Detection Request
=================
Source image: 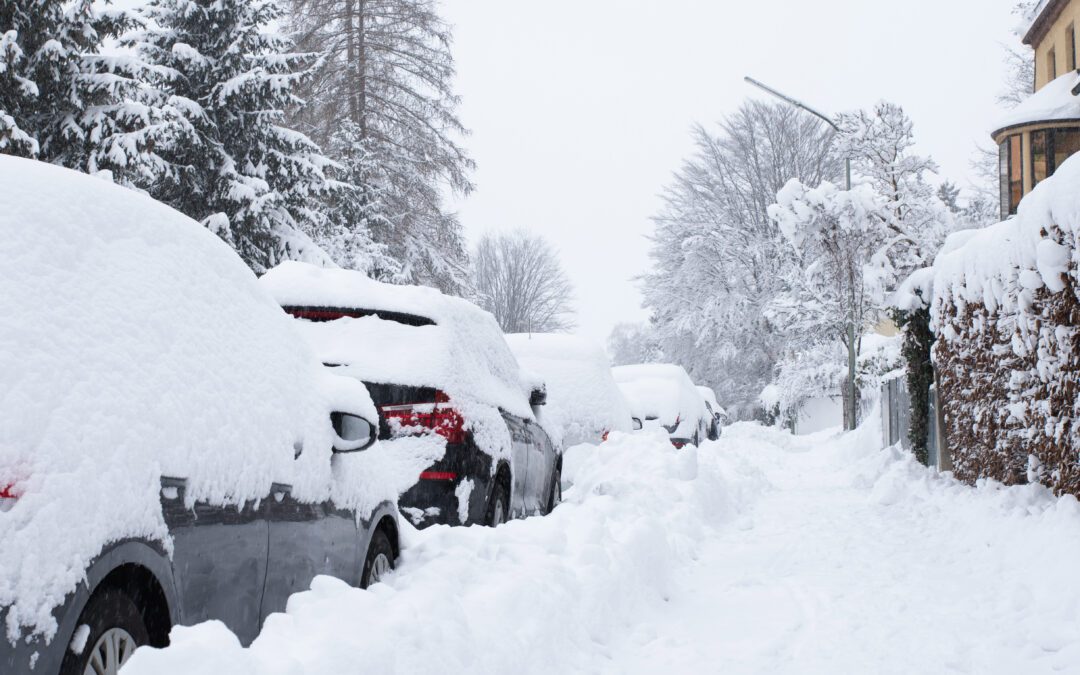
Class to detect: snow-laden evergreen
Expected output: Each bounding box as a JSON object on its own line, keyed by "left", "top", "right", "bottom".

{"left": 120, "top": 0, "right": 337, "bottom": 272}
{"left": 0, "top": 0, "right": 179, "bottom": 176}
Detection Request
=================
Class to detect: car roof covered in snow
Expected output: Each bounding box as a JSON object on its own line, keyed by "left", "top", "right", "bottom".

{"left": 612, "top": 364, "right": 708, "bottom": 437}
{"left": 0, "top": 157, "right": 378, "bottom": 642}
{"left": 260, "top": 262, "right": 535, "bottom": 429}
{"left": 506, "top": 333, "right": 633, "bottom": 446}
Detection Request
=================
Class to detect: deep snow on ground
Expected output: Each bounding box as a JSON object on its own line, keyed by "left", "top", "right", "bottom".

{"left": 124, "top": 423, "right": 1080, "bottom": 674}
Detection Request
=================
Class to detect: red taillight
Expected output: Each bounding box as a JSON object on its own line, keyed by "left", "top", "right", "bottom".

{"left": 287, "top": 308, "right": 353, "bottom": 321}
{"left": 602, "top": 430, "right": 610, "bottom": 442}
{"left": 0, "top": 483, "right": 19, "bottom": 512}
{"left": 381, "top": 390, "right": 466, "bottom": 444}
{"left": 671, "top": 441, "right": 686, "bottom": 450}
{"left": 419, "top": 471, "right": 458, "bottom": 481}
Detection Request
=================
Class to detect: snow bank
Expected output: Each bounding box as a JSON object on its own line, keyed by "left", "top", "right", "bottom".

{"left": 993, "top": 71, "right": 1080, "bottom": 132}
{"left": 124, "top": 421, "right": 1080, "bottom": 673}
{"left": 0, "top": 157, "right": 376, "bottom": 642}
{"left": 122, "top": 427, "right": 765, "bottom": 675}
{"left": 613, "top": 364, "right": 709, "bottom": 440}
{"left": 260, "top": 262, "right": 536, "bottom": 456}
{"left": 506, "top": 333, "right": 632, "bottom": 446}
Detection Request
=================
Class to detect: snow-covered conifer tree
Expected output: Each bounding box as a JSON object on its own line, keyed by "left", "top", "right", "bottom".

{"left": 0, "top": 0, "right": 181, "bottom": 178}
{"left": 124, "top": 0, "right": 335, "bottom": 272}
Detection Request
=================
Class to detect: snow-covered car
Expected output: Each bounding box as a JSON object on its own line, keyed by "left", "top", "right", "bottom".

{"left": 261, "top": 262, "right": 563, "bottom": 528}
{"left": 696, "top": 385, "right": 726, "bottom": 441}
{"left": 0, "top": 157, "right": 401, "bottom": 675}
{"left": 505, "top": 333, "right": 634, "bottom": 446}
{"left": 613, "top": 364, "right": 711, "bottom": 448}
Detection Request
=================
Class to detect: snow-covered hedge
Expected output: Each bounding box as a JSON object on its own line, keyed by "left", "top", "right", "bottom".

{"left": 927, "top": 155, "right": 1080, "bottom": 492}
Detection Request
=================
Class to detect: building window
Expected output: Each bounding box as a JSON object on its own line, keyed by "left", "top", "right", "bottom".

{"left": 1000, "top": 135, "right": 1024, "bottom": 219}
{"left": 1049, "top": 48, "right": 1059, "bottom": 80}
{"left": 1069, "top": 25, "right": 1078, "bottom": 72}
{"left": 1032, "top": 129, "right": 1050, "bottom": 186}
{"left": 1053, "top": 128, "right": 1080, "bottom": 170}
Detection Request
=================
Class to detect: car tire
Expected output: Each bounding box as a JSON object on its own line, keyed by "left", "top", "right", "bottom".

{"left": 546, "top": 464, "right": 562, "bottom": 514}
{"left": 59, "top": 587, "right": 149, "bottom": 675}
{"left": 486, "top": 480, "right": 509, "bottom": 527}
{"left": 361, "top": 528, "right": 395, "bottom": 589}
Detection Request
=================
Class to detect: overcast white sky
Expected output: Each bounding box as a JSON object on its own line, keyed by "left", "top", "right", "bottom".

{"left": 442, "top": 0, "right": 1022, "bottom": 345}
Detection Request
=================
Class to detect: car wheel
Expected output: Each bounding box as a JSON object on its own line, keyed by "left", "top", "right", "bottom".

{"left": 546, "top": 465, "right": 562, "bottom": 514}
{"left": 59, "top": 587, "right": 149, "bottom": 675}
{"left": 486, "top": 480, "right": 508, "bottom": 527}
{"left": 361, "top": 528, "right": 395, "bottom": 589}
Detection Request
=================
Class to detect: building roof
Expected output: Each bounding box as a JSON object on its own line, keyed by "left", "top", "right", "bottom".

{"left": 1024, "top": 0, "right": 1069, "bottom": 46}
{"left": 992, "top": 71, "right": 1080, "bottom": 138}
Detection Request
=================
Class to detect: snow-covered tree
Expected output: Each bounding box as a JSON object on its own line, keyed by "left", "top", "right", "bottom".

{"left": 643, "top": 100, "right": 844, "bottom": 417}
{"left": 473, "top": 230, "right": 575, "bottom": 334}
{"left": 768, "top": 180, "right": 892, "bottom": 428}
{"left": 607, "top": 322, "right": 662, "bottom": 367}
{"left": 0, "top": 0, "right": 181, "bottom": 177}
{"left": 122, "top": 0, "right": 336, "bottom": 272}
{"left": 288, "top": 0, "right": 474, "bottom": 293}
{"left": 836, "top": 102, "right": 948, "bottom": 279}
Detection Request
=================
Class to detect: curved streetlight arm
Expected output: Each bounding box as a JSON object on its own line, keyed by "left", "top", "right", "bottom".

{"left": 743, "top": 77, "right": 840, "bottom": 132}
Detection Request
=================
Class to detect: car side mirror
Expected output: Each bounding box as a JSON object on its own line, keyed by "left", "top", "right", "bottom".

{"left": 331, "top": 412, "right": 377, "bottom": 453}
{"left": 529, "top": 387, "right": 547, "bottom": 407}
{"left": 632, "top": 417, "right": 643, "bottom": 431}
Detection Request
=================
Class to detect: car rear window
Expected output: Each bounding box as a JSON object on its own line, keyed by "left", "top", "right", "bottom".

{"left": 283, "top": 306, "right": 435, "bottom": 327}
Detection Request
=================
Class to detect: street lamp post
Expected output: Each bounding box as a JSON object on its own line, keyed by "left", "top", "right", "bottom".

{"left": 744, "top": 76, "right": 858, "bottom": 431}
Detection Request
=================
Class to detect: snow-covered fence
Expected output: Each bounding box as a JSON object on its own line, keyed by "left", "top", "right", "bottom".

{"left": 928, "top": 156, "right": 1080, "bottom": 494}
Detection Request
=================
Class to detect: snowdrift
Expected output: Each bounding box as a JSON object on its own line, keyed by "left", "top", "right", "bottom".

{"left": 123, "top": 421, "right": 1080, "bottom": 673}
{"left": 0, "top": 157, "right": 378, "bottom": 642}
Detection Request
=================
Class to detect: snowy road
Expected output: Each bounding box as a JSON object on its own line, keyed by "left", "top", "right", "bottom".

{"left": 124, "top": 424, "right": 1080, "bottom": 674}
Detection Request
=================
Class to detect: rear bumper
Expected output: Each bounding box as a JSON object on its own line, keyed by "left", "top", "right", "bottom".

{"left": 399, "top": 441, "right": 494, "bottom": 528}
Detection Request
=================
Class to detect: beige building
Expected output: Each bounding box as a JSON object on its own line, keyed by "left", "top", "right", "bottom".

{"left": 992, "top": 0, "right": 1080, "bottom": 220}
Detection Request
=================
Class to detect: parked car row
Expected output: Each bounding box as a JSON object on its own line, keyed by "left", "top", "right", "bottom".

{"left": 0, "top": 158, "right": 729, "bottom": 674}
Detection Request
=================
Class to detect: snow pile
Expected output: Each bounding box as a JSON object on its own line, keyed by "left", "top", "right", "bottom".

{"left": 261, "top": 262, "right": 536, "bottom": 455}
{"left": 993, "top": 71, "right": 1080, "bottom": 132}
{"left": 121, "top": 428, "right": 764, "bottom": 675}
{"left": 124, "top": 421, "right": 1080, "bottom": 673}
{"left": 0, "top": 157, "right": 378, "bottom": 642}
{"left": 613, "top": 364, "right": 709, "bottom": 440}
{"left": 505, "top": 333, "right": 633, "bottom": 446}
